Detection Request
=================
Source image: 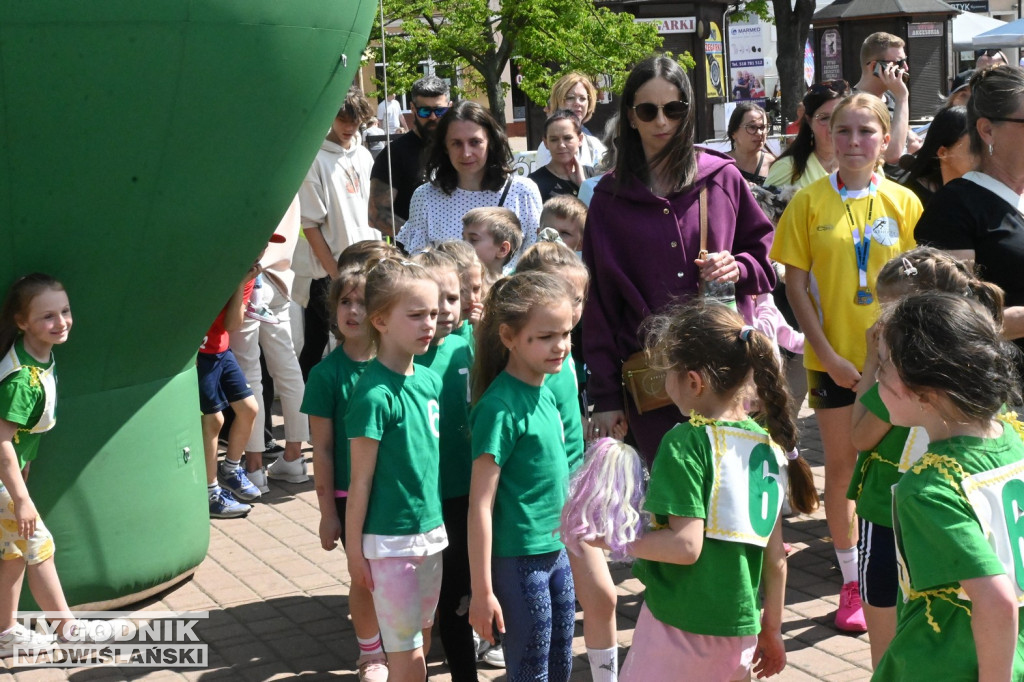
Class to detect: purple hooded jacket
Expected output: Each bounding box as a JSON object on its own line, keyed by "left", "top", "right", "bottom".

{"left": 581, "top": 149, "right": 776, "bottom": 461}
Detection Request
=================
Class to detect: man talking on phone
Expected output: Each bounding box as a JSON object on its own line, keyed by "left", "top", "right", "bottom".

{"left": 853, "top": 32, "right": 913, "bottom": 168}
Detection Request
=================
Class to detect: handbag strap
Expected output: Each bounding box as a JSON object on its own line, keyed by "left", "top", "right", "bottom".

{"left": 497, "top": 176, "right": 513, "bottom": 207}
{"left": 698, "top": 186, "right": 708, "bottom": 259}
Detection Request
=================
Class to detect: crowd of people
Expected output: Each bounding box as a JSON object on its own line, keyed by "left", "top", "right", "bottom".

{"left": 3, "top": 33, "right": 1024, "bottom": 682}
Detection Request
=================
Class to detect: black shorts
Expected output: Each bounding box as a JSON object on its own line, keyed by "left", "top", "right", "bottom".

{"left": 334, "top": 496, "right": 349, "bottom": 549}
{"left": 857, "top": 518, "right": 898, "bottom": 608}
{"left": 807, "top": 369, "right": 857, "bottom": 409}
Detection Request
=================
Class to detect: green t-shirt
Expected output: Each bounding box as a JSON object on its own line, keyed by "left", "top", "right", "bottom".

{"left": 544, "top": 356, "right": 585, "bottom": 473}
{"left": 632, "top": 419, "right": 771, "bottom": 637}
{"left": 0, "top": 339, "right": 54, "bottom": 470}
{"left": 874, "top": 421, "right": 1024, "bottom": 682}
{"left": 847, "top": 383, "right": 912, "bottom": 526}
{"left": 452, "top": 320, "right": 475, "bottom": 358}
{"left": 415, "top": 335, "right": 473, "bottom": 500}
{"left": 471, "top": 371, "right": 568, "bottom": 557}
{"left": 344, "top": 360, "right": 444, "bottom": 536}
{"left": 299, "top": 345, "right": 369, "bottom": 492}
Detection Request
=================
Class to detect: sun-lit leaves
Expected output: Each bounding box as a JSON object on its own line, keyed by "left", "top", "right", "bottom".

{"left": 367, "top": 0, "right": 669, "bottom": 124}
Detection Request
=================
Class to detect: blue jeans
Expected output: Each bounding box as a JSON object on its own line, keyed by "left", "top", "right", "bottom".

{"left": 492, "top": 549, "right": 575, "bottom": 682}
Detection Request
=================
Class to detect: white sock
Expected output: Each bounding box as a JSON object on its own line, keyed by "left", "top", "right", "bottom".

{"left": 836, "top": 547, "right": 859, "bottom": 584}
{"left": 222, "top": 458, "right": 241, "bottom": 470}
{"left": 357, "top": 632, "right": 384, "bottom": 658}
{"left": 587, "top": 646, "right": 618, "bottom": 682}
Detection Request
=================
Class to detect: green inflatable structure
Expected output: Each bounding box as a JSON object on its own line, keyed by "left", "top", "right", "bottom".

{"left": 0, "top": 0, "right": 375, "bottom": 608}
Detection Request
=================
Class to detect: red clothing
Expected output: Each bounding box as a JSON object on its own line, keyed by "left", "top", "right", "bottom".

{"left": 200, "top": 280, "right": 254, "bottom": 354}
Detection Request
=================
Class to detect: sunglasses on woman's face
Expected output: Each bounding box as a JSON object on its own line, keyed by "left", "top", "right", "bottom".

{"left": 631, "top": 100, "right": 688, "bottom": 122}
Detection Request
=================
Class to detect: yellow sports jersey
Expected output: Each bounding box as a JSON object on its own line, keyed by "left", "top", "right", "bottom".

{"left": 771, "top": 174, "right": 921, "bottom": 372}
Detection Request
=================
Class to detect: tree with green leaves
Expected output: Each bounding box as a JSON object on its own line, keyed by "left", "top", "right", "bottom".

{"left": 739, "top": 0, "right": 816, "bottom": 125}
{"left": 369, "top": 0, "right": 665, "bottom": 126}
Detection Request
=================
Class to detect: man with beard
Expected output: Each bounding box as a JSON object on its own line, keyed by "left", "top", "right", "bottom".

{"left": 368, "top": 75, "right": 451, "bottom": 239}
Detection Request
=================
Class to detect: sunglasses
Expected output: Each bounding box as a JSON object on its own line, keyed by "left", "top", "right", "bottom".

{"left": 875, "top": 58, "right": 908, "bottom": 69}
{"left": 632, "top": 100, "right": 688, "bottom": 122}
{"left": 986, "top": 116, "right": 1024, "bottom": 124}
{"left": 806, "top": 79, "right": 849, "bottom": 97}
{"left": 415, "top": 106, "right": 450, "bottom": 119}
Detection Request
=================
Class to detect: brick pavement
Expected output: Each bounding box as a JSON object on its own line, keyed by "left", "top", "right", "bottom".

{"left": 2, "top": 405, "right": 873, "bottom": 681}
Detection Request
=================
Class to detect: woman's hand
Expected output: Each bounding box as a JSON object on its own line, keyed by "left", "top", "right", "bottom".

{"left": 695, "top": 250, "right": 740, "bottom": 283}
{"left": 469, "top": 592, "right": 505, "bottom": 645}
{"left": 589, "top": 411, "right": 628, "bottom": 441}
{"left": 564, "top": 157, "right": 586, "bottom": 187}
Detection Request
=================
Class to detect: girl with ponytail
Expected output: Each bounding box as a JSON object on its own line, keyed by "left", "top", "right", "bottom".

{"left": 613, "top": 300, "right": 816, "bottom": 681}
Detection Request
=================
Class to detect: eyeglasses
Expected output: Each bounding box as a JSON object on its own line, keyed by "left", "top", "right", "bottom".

{"left": 415, "top": 106, "right": 450, "bottom": 119}
{"left": 986, "top": 116, "right": 1024, "bottom": 124}
{"left": 807, "top": 79, "right": 849, "bottom": 97}
{"left": 632, "top": 101, "right": 688, "bottom": 122}
{"left": 743, "top": 123, "right": 767, "bottom": 134}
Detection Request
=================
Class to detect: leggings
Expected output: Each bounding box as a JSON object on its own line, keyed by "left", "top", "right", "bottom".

{"left": 299, "top": 276, "right": 330, "bottom": 382}
{"left": 437, "top": 496, "right": 478, "bottom": 681}
{"left": 492, "top": 549, "right": 575, "bottom": 682}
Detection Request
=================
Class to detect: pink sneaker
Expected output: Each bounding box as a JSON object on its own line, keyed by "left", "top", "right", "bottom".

{"left": 357, "top": 653, "right": 389, "bottom": 682}
{"left": 836, "top": 581, "right": 867, "bottom": 632}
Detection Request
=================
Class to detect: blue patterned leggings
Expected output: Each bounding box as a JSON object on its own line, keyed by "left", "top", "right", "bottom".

{"left": 492, "top": 549, "right": 576, "bottom": 682}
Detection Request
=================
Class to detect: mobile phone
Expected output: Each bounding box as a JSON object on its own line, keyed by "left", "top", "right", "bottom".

{"left": 873, "top": 62, "right": 883, "bottom": 78}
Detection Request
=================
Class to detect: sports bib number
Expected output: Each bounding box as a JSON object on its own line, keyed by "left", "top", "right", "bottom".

{"left": 704, "top": 425, "right": 787, "bottom": 547}
{"left": 427, "top": 400, "right": 441, "bottom": 438}
{"left": 961, "top": 459, "right": 1024, "bottom": 603}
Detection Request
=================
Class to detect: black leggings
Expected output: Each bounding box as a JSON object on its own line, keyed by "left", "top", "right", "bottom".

{"left": 437, "top": 495, "right": 479, "bottom": 681}
{"left": 299, "top": 276, "right": 331, "bottom": 382}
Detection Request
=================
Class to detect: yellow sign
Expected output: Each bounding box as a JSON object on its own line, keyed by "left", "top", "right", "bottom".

{"left": 705, "top": 22, "right": 726, "bottom": 99}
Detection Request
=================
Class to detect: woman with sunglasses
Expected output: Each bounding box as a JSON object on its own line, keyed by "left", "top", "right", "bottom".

{"left": 397, "top": 101, "right": 542, "bottom": 262}
{"left": 534, "top": 72, "right": 607, "bottom": 170}
{"left": 915, "top": 66, "right": 1024, "bottom": 345}
{"left": 726, "top": 102, "right": 776, "bottom": 186}
{"left": 764, "top": 81, "right": 847, "bottom": 192}
{"left": 582, "top": 54, "right": 776, "bottom": 465}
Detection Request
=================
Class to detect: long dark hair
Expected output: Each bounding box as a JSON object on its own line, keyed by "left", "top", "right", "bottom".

{"left": 902, "top": 106, "right": 968, "bottom": 188}
{"left": 613, "top": 55, "right": 697, "bottom": 193}
{"left": 0, "top": 273, "right": 66, "bottom": 356}
{"left": 425, "top": 101, "right": 513, "bottom": 194}
{"left": 727, "top": 101, "right": 766, "bottom": 150}
{"left": 775, "top": 80, "right": 848, "bottom": 184}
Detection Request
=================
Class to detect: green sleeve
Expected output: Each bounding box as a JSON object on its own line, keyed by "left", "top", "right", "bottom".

{"left": 0, "top": 372, "right": 39, "bottom": 428}
{"left": 344, "top": 384, "right": 391, "bottom": 441}
{"left": 860, "top": 383, "right": 890, "bottom": 423}
{"left": 896, "top": 475, "right": 1005, "bottom": 590}
{"left": 470, "top": 397, "right": 516, "bottom": 466}
{"left": 645, "top": 424, "right": 710, "bottom": 520}
{"left": 300, "top": 360, "right": 334, "bottom": 419}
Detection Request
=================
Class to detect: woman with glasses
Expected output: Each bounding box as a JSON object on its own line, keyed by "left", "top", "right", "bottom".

{"left": 534, "top": 72, "right": 608, "bottom": 170}
{"left": 583, "top": 55, "right": 776, "bottom": 464}
{"left": 726, "top": 102, "right": 776, "bottom": 186}
{"left": 764, "top": 81, "right": 847, "bottom": 192}
{"left": 397, "top": 101, "right": 542, "bottom": 262}
{"left": 916, "top": 66, "right": 1024, "bottom": 343}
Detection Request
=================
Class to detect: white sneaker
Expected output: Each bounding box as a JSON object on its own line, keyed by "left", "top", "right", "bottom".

{"left": 267, "top": 456, "right": 309, "bottom": 483}
{"left": 247, "top": 467, "right": 270, "bottom": 494}
{"left": 0, "top": 623, "right": 54, "bottom": 657}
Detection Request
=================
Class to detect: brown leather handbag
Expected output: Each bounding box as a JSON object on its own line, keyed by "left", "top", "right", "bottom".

{"left": 620, "top": 187, "right": 707, "bottom": 415}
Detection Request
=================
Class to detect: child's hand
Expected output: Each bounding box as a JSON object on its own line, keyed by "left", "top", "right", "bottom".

{"left": 319, "top": 515, "right": 341, "bottom": 551}
{"left": 824, "top": 355, "right": 861, "bottom": 390}
{"left": 13, "top": 497, "right": 38, "bottom": 539}
{"left": 753, "top": 628, "right": 786, "bottom": 678}
{"left": 468, "top": 302, "right": 484, "bottom": 326}
{"left": 585, "top": 536, "right": 611, "bottom": 551}
{"left": 469, "top": 592, "right": 505, "bottom": 645}
{"left": 347, "top": 553, "right": 374, "bottom": 592}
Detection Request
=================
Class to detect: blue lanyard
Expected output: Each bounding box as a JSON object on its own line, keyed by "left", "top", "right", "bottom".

{"left": 837, "top": 173, "right": 879, "bottom": 298}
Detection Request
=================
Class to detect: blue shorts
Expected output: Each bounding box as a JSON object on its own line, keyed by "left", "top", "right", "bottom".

{"left": 196, "top": 349, "right": 253, "bottom": 414}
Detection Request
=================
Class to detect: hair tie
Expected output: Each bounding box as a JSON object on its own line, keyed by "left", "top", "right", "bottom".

{"left": 538, "top": 227, "right": 564, "bottom": 244}
{"left": 786, "top": 448, "right": 800, "bottom": 461}
{"left": 901, "top": 258, "right": 918, "bottom": 277}
{"left": 739, "top": 326, "right": 755, "bottom": 342}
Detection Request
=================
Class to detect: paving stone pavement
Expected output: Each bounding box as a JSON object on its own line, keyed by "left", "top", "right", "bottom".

{"left": 2, "top": 403, "right": 873, "bottom": 681}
